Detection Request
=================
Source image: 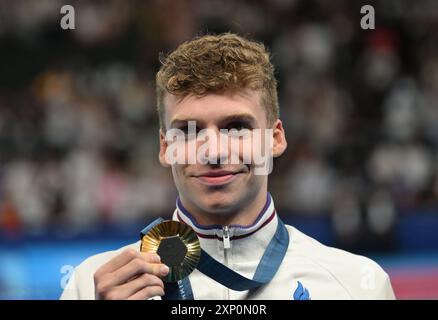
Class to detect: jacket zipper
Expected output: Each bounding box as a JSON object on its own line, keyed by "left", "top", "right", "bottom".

{"left": 223, "top": 225, "right": 231, "bottom": 300}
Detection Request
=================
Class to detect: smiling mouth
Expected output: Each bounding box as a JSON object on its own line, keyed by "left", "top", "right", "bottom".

{"left": 193, "top": 171, "right": 243, "bottom": 186}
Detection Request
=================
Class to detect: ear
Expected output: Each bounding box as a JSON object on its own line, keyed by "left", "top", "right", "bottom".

{"left": 272, "top": 119, "right": 287, "bottom": 158}
{"left": 158, "top": 129, "right": 171, "bottom": 167}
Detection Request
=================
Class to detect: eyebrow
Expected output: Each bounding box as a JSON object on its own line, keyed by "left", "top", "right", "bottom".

{"left": 220, "top": 114, "right": 258, "bottom": 125}
{"left": 169, "top": 113, "right": 258, "bottom": 128}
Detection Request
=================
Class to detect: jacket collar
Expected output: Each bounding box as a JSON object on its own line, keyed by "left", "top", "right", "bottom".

{"left": 172, "top": 193, "right": 277, "bottom": 240}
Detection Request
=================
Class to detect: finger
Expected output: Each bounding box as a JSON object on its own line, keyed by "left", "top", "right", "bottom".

{"left": 127, "top": 285, "right": 165, "bottom": 300}
{"left": 140, "top": 252, "right": 161, "bottom": 264}
{"left": 107, "top": 258, "right": 169, "bottom": 286}
{"left": 95, "top": 249, "right": 142, "bottom": 276}
{"left": 125, "top": 253, "right": 161, "bottom": 282}
{"left": 116, "top": 273, "right": 164, "bottom": 298}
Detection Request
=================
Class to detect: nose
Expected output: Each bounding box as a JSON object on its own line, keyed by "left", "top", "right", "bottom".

{"left": 199, "top": 128, "right": 230, "bottom": 165}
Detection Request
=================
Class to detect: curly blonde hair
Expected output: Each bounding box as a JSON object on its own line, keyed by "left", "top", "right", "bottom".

{"left": 156, "top": 33, "right": 279, "bottom": 129}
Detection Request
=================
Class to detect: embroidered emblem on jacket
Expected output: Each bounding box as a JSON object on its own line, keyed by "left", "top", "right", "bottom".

{"left": 293, "top": 281, "right": 311, "bottom": 300}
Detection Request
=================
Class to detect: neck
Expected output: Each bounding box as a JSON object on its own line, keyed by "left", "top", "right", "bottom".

{"left": 178, "top": 188, "right": 268, "bottom": 227}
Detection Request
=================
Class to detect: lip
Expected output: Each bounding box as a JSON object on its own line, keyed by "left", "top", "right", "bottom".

{"left": 193, "top": 170, "right": 243, "bottom": 186}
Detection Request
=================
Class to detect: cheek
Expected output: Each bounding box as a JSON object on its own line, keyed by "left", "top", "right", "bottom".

{"left": 240, "top": 137, "right": 252, "bottom": 163}
{"left": 171, "top": 165, "right": 186, "bottom": 187}
{"left": 239, "top": 132, "right": 269, "bottom": 165}
{"left": 172, "top": 164, "right": 201, "bottom": 190}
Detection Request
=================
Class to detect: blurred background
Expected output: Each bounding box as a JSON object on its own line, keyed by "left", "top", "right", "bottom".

{"left": 1, "top": 0, "right": 438, "bottom": 299}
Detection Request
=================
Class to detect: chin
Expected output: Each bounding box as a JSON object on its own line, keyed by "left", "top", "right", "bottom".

{"left": 197, "top": 191, "right": 239, "bottom": 213}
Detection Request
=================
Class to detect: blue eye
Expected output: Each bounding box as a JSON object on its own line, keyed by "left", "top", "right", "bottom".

{"left": 179, "top": 126, "right": 189, "bottom": 134}
{"left": 227, "top": 121, "right": 251, "bottom": 131}
{"left": 179, "top": 125, "right": 201, "bottom": 133}
{"left": 176, "top": 126, "right": 199, "bottom": 140}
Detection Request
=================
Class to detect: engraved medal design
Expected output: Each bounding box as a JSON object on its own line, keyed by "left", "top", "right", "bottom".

{"left": 140, "top": 220, "right": 201, "bottom": 282}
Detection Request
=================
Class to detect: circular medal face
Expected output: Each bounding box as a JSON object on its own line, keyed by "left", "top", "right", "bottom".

{"left": 140, "top": 220, "right": 201, "bottom": 282}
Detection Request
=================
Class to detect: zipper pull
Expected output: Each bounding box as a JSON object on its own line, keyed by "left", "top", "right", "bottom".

{"left": 223, "top": 226, "right": 231, "bottom": 249}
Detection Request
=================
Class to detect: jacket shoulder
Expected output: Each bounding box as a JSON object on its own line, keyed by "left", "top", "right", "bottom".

{"left": 285, "top": 225, "right": 395, "bottom": 299}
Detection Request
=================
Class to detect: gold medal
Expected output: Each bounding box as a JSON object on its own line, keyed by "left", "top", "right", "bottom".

{"left": 140, "top": 220, "right": 201, "bottom": 282}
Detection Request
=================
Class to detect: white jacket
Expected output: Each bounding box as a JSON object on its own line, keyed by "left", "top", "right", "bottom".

{"left": 60, "top": 196, "right": 395, "bottom": 300}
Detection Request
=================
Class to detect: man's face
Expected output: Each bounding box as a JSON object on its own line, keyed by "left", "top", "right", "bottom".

{"left": 159, "top": 90, "right": 286, "bottom": 218}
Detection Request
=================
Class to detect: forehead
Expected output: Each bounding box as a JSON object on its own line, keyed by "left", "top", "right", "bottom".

{"left": 163, "top": 90, "right": 267, "bottom": 127}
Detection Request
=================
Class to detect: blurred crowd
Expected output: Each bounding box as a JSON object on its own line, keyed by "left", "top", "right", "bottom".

{"left": 0, "top": 0, "right": 437, "bottom": 243}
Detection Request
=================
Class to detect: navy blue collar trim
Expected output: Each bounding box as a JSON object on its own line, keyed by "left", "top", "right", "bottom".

{"left": 176, "top": 192, "right": 272, "bottom": 231}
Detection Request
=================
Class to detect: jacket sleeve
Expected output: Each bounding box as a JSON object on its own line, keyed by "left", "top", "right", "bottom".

{"left": 59, "top": 259, "right": 99, "bottom": 300}
{"left": 59, "top": 269, "right": 80, "bottom": 300}
{"left": 376, "top": 271, "right": 396, "bottom": 300}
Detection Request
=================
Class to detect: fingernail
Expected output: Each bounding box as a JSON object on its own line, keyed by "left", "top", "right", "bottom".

{"left": 160, "top": 265, "right": 169, "bottom": 275}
